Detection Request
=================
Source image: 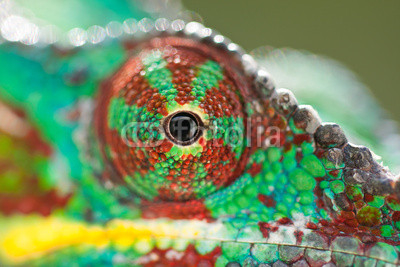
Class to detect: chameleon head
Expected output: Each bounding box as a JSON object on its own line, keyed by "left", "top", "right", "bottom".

{"left": 94, "top": 36, "right": 254, "bottom": 201}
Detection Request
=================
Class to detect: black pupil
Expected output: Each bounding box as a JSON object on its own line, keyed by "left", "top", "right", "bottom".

{"left": 169, "top": 112, "right": 199, "bottom": 143}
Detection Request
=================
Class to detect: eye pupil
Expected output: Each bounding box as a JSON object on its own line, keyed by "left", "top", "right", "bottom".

{"left": 166, "top": 112, "right": 202, "bottom": 145}
{"left": 170, "top": 114, "right": 196, "bottom": 142}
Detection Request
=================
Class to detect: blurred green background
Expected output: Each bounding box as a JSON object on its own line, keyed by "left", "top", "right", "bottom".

{"left": 183, "top": 0, "right": 400, "bottom": 121}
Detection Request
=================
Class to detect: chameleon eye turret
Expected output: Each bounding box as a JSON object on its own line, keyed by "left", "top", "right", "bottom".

{"left": 94, "top": 35, "right": 254, "bottom": 201}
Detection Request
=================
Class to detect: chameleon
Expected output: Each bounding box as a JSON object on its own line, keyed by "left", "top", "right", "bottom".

{"left": 1, "top": 0, "right": 400, "bottom": 266}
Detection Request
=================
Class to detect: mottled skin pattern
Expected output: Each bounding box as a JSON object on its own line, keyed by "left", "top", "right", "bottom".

{"left": 1, "top": 2, "right": 400, "bottom": 267}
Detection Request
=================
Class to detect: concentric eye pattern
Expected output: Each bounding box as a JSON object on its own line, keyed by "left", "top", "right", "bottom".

{"left": 166, "top": 111, "right": 203, "bottom": 146}
{"left": 95, "top": 36, "right": 251, "bottom": 201}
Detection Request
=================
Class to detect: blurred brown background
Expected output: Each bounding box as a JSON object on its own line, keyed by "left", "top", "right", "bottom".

{"left": 183, "top": 0, "right": 400, "bottom": 121}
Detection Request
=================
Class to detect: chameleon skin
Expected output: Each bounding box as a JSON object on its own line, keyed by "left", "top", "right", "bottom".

{"left": 1, "top": 5, "right": 400, "bottom": 267}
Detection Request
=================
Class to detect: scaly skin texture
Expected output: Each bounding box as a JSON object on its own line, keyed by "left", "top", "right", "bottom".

{"left": 1, "top": 3, "right": 400, "bottom": 267}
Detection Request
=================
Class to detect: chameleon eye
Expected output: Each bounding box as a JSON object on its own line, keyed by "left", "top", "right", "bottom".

{"left": 94, "top": 36, "right": 252, "bottom": 201}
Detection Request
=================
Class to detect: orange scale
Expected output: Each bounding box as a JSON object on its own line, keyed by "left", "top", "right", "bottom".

{"left": 181, "top": 182, "right": 190, "bottom": 189}
{"left": 344, "top": 219, "right": 359, "bottom": 228}
{"left": 148, "top": 158, "right": 157, "bottom": 165}
{"left": 136, "top": 150, "right": 145, "bottom": 160}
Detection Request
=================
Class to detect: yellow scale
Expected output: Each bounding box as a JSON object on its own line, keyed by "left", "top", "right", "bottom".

{"left": 0, "top": 216, "right": 225, "bottom": 264}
